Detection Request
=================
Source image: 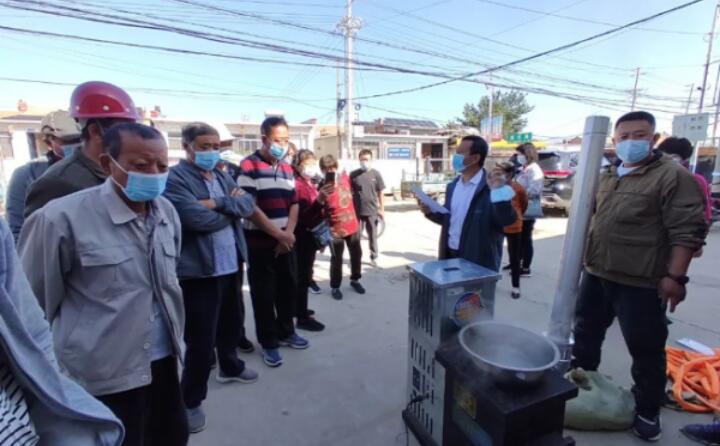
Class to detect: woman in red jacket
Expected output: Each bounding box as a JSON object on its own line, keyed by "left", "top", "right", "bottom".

{"left": 292, "top": 150, "right": 332, "bottom": 331}
{"left": 319, "top": 155, "right": 365, "bottom": 301}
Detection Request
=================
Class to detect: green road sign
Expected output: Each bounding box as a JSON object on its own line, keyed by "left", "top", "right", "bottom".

{"left": 507, "top": 132, "right": 533, "bottom": 143}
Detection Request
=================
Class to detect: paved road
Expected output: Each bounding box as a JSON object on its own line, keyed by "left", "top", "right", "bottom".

{"left": 190, "top": 202, "right": 719, "bottom": 446}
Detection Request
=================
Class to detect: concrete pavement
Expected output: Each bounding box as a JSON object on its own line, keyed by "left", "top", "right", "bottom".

{"left": 190, "top": 203, "right": 719, "bottom": 446}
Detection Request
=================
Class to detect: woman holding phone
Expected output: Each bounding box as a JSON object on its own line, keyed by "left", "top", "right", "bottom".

{"left": 318, "top": 155, "right": 365, "bottom": 301}
{"left": 292, "top": 150, "right": 332, "bottom": 331}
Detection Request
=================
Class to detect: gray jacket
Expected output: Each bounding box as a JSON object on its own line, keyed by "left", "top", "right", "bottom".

{"left": 6, "top": 153, "right": 60, "bottom": 241}
{"left": 0, "top": 218, "right": 123, "bottom": 445}
{"left": 18, "top": 180, "right": 185, "bottom": 396}
{"left": 164, "top": 160, "right": 254, "bottom": 279}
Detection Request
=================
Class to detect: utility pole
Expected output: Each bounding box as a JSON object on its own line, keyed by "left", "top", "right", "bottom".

{"left": 699, "top": 2, "right": 719, "bottom": 113}
{"left": 336, "top": 61, "right": 343, "bottom": 158}
{"left": 686, "top": 83, "right": 695, "bottom": 114}
{"left": 713, "top": 63, "right": 720, "bottom": 141}
{"left": 631, "top": 67, "right": 640, "bottom": 111}
{"left": 487, "top": 80, "right": 494, "bottom": 142}
{"left": 337, "top": 0, "right": 362, "bottom": 160}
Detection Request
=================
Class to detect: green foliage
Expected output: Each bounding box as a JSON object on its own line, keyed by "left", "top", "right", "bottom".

{"left": 458, "top": 90, "right": 534, "bottom": 137}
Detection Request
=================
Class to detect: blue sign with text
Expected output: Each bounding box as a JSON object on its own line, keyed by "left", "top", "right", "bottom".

{"left": 387, "top": 147, "right": 412, "bottom": 159}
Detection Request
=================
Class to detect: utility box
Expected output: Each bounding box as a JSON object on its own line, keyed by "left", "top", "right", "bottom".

{"left": 405, "top": 258, "right": 500, "bottom": 446}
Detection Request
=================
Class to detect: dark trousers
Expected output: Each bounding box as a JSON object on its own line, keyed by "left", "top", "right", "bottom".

{"left": 520, "top": 218, "right": 536, "bottom": 269}
{"left": 505, "top": 232, "right": 522, "bottom": 288}
{"left": 360, "top": 215, "right": 379, "bottom": 259}
{"left": 235, "top": 265, "right": 247, "bottom": 341}
{"left": 295, "top": 234, "right": 317, "bottom": 319}
{"left": 247, "top": 247, "right": 297, "bottom": 349}
{"left": 98, "top": 357, "right": 189, "bottom": 446}
{"left": 571, "top": 273, "right": 668, "bottom": 417}
{"left": 180, "top": 274, "right": 245, "bottom": 409}
{"left": 330, "top": 231, "right": 362, "bottom": 289}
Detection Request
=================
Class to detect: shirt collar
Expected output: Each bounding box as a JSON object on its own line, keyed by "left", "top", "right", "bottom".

{"left": 101, "top": 179, "right": 169, "bottom": 226}
{"left": 462, "top": 168, "right": 484, "bottom": 186}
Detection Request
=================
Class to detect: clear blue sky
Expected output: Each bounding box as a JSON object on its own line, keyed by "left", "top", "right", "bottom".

{"left": 0, "top": 0, "right": 715, "bottom": 137}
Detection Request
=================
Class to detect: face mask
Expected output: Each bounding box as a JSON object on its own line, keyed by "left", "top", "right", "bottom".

{"left": 616, "top": 139, "right": 651, "bottom": 164}
{"left": 269, "top": 143, "right": 287, "bottom": 160}
{"left": 194, "top": 150, "right": 220, "bottom": 171}
{"left": 516, "top": 155, "right": 527, "bottom": 165}
{"left": 452, "top": 153, "right": 467, "bottom": 173}
{"left": 61, "top": 142, "right": 82, "bottom": 158}
{"left": 359, "top": 160, "right": 370, "bottom": 171}
{"left": 110, "top": 158, "right": 168, "bottom": 202}
{"left": 302, "top": 164, "right": 320, "bottom": 178}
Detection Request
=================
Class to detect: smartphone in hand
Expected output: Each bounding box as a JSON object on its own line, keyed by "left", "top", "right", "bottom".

{"left": 325, "top": 171, "right": 336, "bottom": 184}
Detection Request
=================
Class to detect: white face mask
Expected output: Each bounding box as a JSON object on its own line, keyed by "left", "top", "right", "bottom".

{"left": 302, "top": 163, "right": 321, "bottom": 178}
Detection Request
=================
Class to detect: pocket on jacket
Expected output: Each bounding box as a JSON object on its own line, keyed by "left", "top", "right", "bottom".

{"left": 604, "top": 235, "right": 657, "bottom": 278}
{"left": 78, "top": 247, "right": 134, "bottom": 295}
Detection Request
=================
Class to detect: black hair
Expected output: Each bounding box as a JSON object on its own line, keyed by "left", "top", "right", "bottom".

{"left": 103, "top": 122, "right": 163, "bottom": 159}
{"left": 292, "top": 149, "right": 316, "bottom": 174}
{"left": 358, "top": 149, "right": 374, "bottom": 158}
{"left": 80, "top": 118, "right": 120, "bottom": 141}
{"left": 658, "top": 136, "right": 693, "bottom": 160}
{"left": 615, "top": 111, "right": 656, "bottom": 130}
{"left": 181, "top": 122, "right": 219, "bottom": 147}
{"left": 261, "top": 116, "right": 288, "bottom": 137}
{"left": 461, "top": 135, "right": 488, "bottom": 166}
{"left": 319, "top": 154, "right": 338, "bottom": 171}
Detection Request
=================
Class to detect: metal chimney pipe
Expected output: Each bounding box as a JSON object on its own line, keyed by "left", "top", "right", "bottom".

{"left": 547, "top": 115, "right": 610, "bottom": 370}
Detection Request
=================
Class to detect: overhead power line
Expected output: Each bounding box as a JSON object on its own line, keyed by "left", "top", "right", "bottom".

{"left": 351, "top": 0, "right": 708, "bottom": 101}
{"left": 473, "top": 0, "right": 706, "bottom": 35}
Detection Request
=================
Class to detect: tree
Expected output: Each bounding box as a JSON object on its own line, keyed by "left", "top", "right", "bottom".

{"left": 458, "top": 90, "right": 534, "bottom": 137}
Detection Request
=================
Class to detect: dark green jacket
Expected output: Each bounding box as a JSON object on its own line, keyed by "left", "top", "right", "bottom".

{"left": 585, "top": 152, "right": 707, "bottom": 289}
{"left": 24, "top": 149, "right": 106, "bottom": 219}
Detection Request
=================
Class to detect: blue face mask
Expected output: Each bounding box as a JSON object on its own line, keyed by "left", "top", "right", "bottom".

{"left": 452, "top": 153, "right": 467, "bottom": 173}
{"left": 111, "top": 158, "right": 168, "bottom": 202}
{"left": 269, "top": 143, "right": 287, "bottom": 160}
{"left": 616, "top": 139, "right": 651, "bottom": 164}
{"left": 194, "top": 150, "right": 220, "bottom": 171}
{"left": 61, "top": 142, "right": 82, "bottom": 158}
{"left": 359, "top": 161, "right": 370, "bottom": 171}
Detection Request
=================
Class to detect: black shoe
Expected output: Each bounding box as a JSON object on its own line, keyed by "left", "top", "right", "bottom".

{"left": 502, "top": 264, "right": 512, "bottom": 271}
{"left": 297, "top": 317, "right": 326, "bottom": 332}
{"left": 520, "top": 268, "right": 532, "bottom": 277}
{"left": 331, "top": 288, "right": 343, "bottom": 300}
{"left": 511, "top": 288, "right": 521, "bottom": 299}
{"left": 350, "top": 281, "right": 366, "bottom": 294}
{"left": 633, "top": 413, "right": 662, "bottom": 442}
{"left": 681, "top": 420, "right": 720, "bottom": 445}
{"left": 307, "top": 309, "right": 315, "bottom": 316}
{"left": 309, "top": 281, "right": 321, "bottom": 294}
{"left": 238, "top": 338, "right": 255, "bottom": 354}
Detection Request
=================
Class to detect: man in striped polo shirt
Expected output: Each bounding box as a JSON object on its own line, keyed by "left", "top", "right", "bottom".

{"left": 237, "top": 117, "right": 309, "bottom": 367}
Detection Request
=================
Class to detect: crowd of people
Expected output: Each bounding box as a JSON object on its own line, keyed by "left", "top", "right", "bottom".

{"left": 0, "top": 81, "right": 387, "bottom": 445}
{"left": 0, "top": 78, "right": 714, "bottom": 446}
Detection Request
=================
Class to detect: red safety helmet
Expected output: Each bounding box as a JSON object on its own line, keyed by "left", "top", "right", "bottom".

{"left": 70, "top": 81, "right": 139, "bottom": 121}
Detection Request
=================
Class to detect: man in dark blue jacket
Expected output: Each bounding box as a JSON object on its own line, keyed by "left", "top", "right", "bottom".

{"left": 164, "top": 122, "right": 292, "bottom": 434}
{"left": 420, "top": 135, "right": 516, "bottom": 271}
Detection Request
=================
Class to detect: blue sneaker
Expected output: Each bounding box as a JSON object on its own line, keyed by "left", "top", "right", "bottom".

{"left": 261, "top": 348, "right": 283, "bottom": 368}
{"left": 278, "top": 333, "right": 310, "bottom": 350}
{"left": 681, "top": 420, "right": 720, "bottom": 445}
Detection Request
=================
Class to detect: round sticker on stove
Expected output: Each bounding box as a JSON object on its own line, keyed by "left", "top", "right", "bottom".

{"left": 451, "top": 292, "right": 484, "bottom": 327}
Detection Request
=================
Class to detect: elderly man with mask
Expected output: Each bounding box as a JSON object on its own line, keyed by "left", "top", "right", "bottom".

{"left": 6, "top": 110, "right": 81, "bottom": 241}
{"left": 165, "top": 122, "right": 283, "bottom": 433}
{"left": 18, "top": 123, "right": 188, "bottom": 446}
{"left": 572, "top": 111, "right": 707, "bottom": 442}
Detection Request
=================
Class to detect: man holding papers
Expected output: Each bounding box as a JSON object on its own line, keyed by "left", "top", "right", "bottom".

{"left": 419, "top": 135, "right": 516, "bottom": 271}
